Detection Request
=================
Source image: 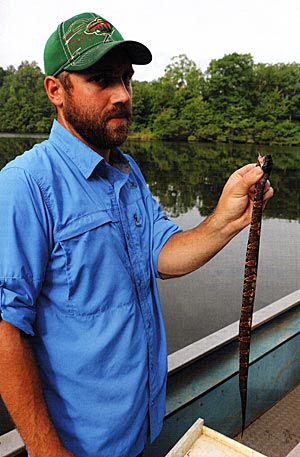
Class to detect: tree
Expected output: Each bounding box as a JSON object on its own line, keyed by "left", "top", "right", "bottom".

{"left": 131, "top": 80, "right": 154, "bottom": 133}
{"left": 205, "top": 53, "right": 255, "bottom": 110}
{"left": 152, "top": 108, "right": 190, "bottom": 140}
{"left": 2, "top": 55, "right": 300, "bottom": 145}
{"left": 0, "top": 62, "right": 54, "bottom": 133}
{"left": 164, "top": 54, "right": 204, "bottom": 94}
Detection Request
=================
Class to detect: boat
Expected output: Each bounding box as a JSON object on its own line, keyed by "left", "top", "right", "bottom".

{"left": 1, "top": 289, "right": 300, "bottom": 457}
{"left": 143, "top": 288, "right": 300, "bottom": 456}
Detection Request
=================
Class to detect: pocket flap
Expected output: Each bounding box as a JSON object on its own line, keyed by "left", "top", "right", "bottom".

{"left": 56, "top": 211, "right": 112, "bottom": 241}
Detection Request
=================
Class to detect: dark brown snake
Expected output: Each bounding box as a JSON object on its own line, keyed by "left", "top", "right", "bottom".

{"left": 239, "top": 154, "right": 273, "bottom": 435}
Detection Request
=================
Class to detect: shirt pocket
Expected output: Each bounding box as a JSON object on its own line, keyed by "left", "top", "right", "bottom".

{"left": 53, "top": 211, "right": 136, "bottom": 317}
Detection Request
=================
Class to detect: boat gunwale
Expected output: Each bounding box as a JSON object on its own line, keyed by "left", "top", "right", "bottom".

{"left": 168, "top": 288, "right": 300, "bottom": 374}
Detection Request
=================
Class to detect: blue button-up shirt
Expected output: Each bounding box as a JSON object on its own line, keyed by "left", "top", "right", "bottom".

{"left": 0, "top": 121, "right": 181, "bottom": 457}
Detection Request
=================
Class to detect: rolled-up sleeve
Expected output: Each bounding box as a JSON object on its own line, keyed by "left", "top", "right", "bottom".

{"left": 0, "top": 167, "right": 51, "bottom": 335}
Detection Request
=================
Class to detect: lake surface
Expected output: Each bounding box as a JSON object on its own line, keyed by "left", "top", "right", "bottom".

{"left": 0, "top": 136, "right": 299, "bottom": 353}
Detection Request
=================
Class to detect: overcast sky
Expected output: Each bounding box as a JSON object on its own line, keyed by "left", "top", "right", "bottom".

{"left": 2, "top": 0, "right": 300, "bottom": 81}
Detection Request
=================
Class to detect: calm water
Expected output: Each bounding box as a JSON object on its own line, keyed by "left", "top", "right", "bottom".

{"left": 0, "top": 136, "right": 299, "bottom": 353}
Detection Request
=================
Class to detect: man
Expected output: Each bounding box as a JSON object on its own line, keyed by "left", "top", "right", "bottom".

{"left": 0, "top": 12, "right": 273, "bottom": 457}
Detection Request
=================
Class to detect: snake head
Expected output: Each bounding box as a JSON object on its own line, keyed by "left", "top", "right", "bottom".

{"left": 257, "top": 154, "right": 273, "bottom": 175}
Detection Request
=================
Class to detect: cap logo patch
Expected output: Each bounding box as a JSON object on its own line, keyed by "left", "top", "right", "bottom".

{"left": 63, "top": 17, "right": 115, "bottom": 56}
{"left": 86, "top": 18, "right": 113, "bottom": 36}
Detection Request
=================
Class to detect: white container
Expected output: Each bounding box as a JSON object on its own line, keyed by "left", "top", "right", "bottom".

{"left": 166, "top": 418, "right": 267, "bottom": 457}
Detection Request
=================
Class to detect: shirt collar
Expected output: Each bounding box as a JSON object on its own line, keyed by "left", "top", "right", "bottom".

{"left": 49, "top": 121, "right": 131, "bottom": 178}
{"left": 49, "top": 120, "right": 105, "bottom": 179}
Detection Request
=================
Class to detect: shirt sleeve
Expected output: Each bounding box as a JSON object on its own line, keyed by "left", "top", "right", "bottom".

{"left": 0, "top": 167, "right": 51, "bottom": 335}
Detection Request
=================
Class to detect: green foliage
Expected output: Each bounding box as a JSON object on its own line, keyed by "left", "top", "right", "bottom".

{"left": 0, "top": 61, "right": 54, "bottom": 133}
{"left": 122, "top": 139, "right": 300, "bottom": 220}
{"left": 131, "top": 52, "right": 300, "bottom": 145}
{"left": 3, "top": 55, "right": 300, "bottom": 144}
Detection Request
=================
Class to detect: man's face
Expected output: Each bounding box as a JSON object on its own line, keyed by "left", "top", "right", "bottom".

{"left": 59, "top": 48, "right": 134, "bottom": 154}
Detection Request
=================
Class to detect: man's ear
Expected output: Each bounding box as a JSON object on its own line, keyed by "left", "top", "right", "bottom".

{"left": 44, "top": 76, "right": 64, "bottom": 108}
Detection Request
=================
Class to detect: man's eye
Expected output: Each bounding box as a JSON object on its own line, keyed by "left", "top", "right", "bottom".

{"left": 90, "top": 76, "right": 111, "bottom": 86}
{"left": 88, "top": 72, "right": 133, "bottom": 88}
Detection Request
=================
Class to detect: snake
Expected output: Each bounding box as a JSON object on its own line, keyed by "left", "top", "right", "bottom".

{"left": 239, "top": 153, "right": 273, "bottom": 435}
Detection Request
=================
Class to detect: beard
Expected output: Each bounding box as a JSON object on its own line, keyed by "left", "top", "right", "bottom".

{"left": 62, "top": 95, "right": 133, "bottom": 150}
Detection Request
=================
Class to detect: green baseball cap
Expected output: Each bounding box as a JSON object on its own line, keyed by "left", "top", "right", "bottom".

{"left": 44, "top": 12, "right": 152, "bottom": 76}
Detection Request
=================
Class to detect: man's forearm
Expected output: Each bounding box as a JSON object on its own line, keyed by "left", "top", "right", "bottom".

{"left": 157, "top": 210, "right": 235, "bottom": 278}
{"left": 158, "top": 164, "right": 273, "bottom": 278}
{"left": 0, "top": 320, "right": 73, "bottom": 457}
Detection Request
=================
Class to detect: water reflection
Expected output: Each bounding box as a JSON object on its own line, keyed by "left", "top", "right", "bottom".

{"left": 0, "top": 136, "right": 299, "bottom": 353}
{"left": 0, "top": 136, "right": 299, "bottom": 221}
{"left": 125, "top": 140, "right": 300, "bottom": 221}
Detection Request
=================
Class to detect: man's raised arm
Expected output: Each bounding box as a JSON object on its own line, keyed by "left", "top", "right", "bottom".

{"left": 158, "top": 164, "right": 273, "bottom": 278}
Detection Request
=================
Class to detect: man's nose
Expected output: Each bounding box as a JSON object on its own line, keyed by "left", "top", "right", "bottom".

{"left": 110, "top": 80, "right": 131, "bottom": 104}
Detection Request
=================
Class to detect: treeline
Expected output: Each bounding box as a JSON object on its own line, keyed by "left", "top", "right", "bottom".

{"left": 0, "top": 62, "right": 54, "bottom": 133}
{"left": 2, "top": 53, "right": 300, "bottom": 144}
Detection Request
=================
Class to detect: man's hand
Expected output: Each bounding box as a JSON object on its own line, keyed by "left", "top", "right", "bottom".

{"left": 213, "top": 163, "right": 273, "bottom": 237}
{"left": 158, "top": 163, "right": 273, "bottom": 278}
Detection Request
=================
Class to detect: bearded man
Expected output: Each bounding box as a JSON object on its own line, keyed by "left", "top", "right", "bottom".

{"left": 0, "top": 12, "right": 273, "bottom": 457}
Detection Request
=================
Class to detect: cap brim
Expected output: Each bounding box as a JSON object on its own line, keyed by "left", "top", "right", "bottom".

{"left": 63, "top": 40, "right": 152, "bottom": 73}
{"left": 119, "top": 41, "right": 152, "bottom": 65}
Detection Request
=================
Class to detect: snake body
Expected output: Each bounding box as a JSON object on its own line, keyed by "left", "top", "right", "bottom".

{"left": 239, "top": 154, "right": 273, "bottom": 435}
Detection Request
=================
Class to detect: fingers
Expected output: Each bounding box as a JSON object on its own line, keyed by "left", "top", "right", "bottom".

{"left": 228, "top": 163, "right": 257, "bottom": 184}
{"left": 233, "top": 163, "right": 274, "bottom": 197}
{"left": 263, "top": 180, "right": 273, "bottom": 198}
{"left": 235, "top": 163, "right": 257, "bottom": 176}
{"left": 248, "top": 181, "right": 274, "bottom": 203}
{"left": 225, "top": 165, "right": 263, "bottom": 200}
{"left": 244, "top": 164, "right": 264, "bottom": 185}
{"left": 215, "top": 162, "right": 274, "bottom": 234}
